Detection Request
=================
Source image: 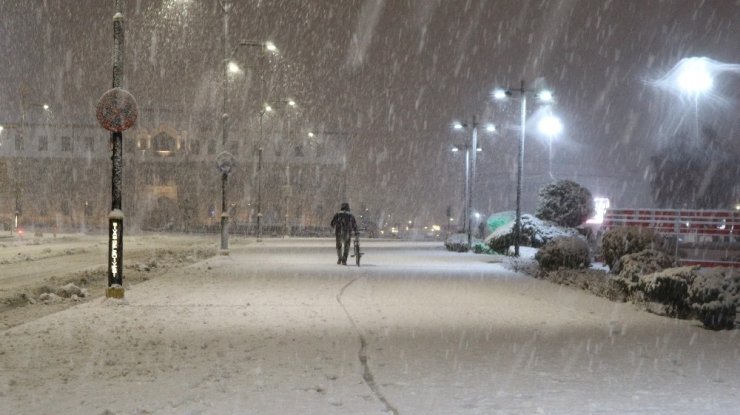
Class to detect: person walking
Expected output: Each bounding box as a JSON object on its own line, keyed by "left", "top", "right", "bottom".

{"left": 330, "top": 202, "right": 358, "bottom": 265}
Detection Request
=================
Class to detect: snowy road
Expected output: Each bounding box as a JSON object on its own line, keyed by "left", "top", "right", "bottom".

{"left": 1, "top": 238, "right": 739, "bottom": 414}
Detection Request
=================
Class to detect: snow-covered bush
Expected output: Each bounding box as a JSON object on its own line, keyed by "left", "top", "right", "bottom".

{"left": 486, "top": 214, "right": 581, "bottom": 253}
{"left": 636, "top": 266, "right": 697, "bottom": 318}
{"left": 445, "top": 233, "right": 470, "bottom": 252}
{"left": 611, "top": 249, "right": 674, "bottom": 295}
{"left": 601, "top": 227, "right": 663, "bottom": 268}
{"left": 535, "top": 237, "right": 591, "bottom": 271}
{"left": 688, "top": 268, "right": 739, "bottom": 330}
{"left": 535, "top": 180, "right": 595, "bottom": 228}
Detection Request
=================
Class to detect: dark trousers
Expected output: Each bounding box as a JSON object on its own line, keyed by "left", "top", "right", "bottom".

{"left": 336, "top": 233, "right": 351, "bottom": 262}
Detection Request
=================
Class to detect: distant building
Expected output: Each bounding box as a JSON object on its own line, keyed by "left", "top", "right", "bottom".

{"left": 0, "top": 109, "right": 348, "bottom": 234}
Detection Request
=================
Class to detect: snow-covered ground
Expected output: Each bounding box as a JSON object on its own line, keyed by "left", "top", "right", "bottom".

{"left": 1, "top": 237, "right": 738, "bottom": 414}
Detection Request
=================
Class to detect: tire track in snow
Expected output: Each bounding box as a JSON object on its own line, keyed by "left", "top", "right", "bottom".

{"left": 337, "top": 277, "right": 399, "bottom": 415}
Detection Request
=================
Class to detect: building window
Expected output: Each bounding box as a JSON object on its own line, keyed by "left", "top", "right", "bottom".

{"left": 38, "top": 136, "right": 48, "bottom": 151}
{"left": 15, "top": 135, "right": 24, "bottom": 152}
{"left": 61, "top": 136, "right": 73, "bottom": 152}
{"left": 152, "top": 132, "right": 176, "bottom": 156}
{"left": 207, "top": 139, "right": 216, "bottom": 155}
{"left": 85, "top": 137, "right": 94, "bottom": 152}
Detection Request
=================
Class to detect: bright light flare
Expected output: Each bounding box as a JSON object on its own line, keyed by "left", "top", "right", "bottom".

{"left": 485, "top": 123, "right": 496, "bottom": 132}
{"left": 676, "top": 57, "right": 713, "bottom": 94}
{"left": 538, "top": 90, "right": 554, "bottom": 103}
{"left": 227, "top": 61, "right": 242, "bottom": 74}
{"left": 264, "top": 105, "right": 273, "bottom": 112}
{"left": 492, "top": 88, "right": 508, "bottom": 100}
{"left": 538, "top": 115, "right": 563, "bottom": 136}
{"left": 453, "top": 122, "right": 464, "bottom": 130}
{"left": 586, "top": 197, "right": 610, "bottom": 224}
{"left": 650, "top": 57, "right": 740, "bottom": 101}
{"left": 264, "top": 41, "right": 278, "bottom": 53}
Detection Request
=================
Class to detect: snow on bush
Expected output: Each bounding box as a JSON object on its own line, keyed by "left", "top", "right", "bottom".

{"left": 535, "top": 236, "right": 591, "bottom": 271}
{"left": 486, "top": 213, "right": 581, "bottom": 253}
{"left": 535, "top": 180, "right": 595, "bottom": 228}
{"left": 688, "top": 267, "right": 739, "bottom": 330}
{"left": 636, "top": 266, "right": 697, "bottom": 318}
{"left": 445, "top": 233, "right": 471, "bottom": 252}
{"left": 611, "top": 249, "right": 674, "bottom": 294}
{"left": 600, "top": 226, "right": 664, "bottom": 268}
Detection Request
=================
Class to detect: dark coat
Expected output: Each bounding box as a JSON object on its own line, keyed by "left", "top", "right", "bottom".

{"left": 331, "top": 211, "right": 358, "bottom": 237}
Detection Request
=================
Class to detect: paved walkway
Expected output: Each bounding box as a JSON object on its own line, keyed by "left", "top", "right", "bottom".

{"left": 1, "top": 238, "right": 739, "bottom": 414}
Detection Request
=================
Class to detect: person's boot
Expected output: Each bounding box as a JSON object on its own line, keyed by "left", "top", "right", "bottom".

{"left": 337, "top": 258, "right": 342, "bottom": 264}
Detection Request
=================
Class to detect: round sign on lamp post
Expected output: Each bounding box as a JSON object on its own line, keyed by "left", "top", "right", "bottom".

{"left": 96, "top": 87, "right": 137, "bottom": 298}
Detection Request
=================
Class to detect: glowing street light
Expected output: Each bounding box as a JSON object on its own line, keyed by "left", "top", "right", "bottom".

{"left": 227, "top": 61, "right": 242, "bottom": 74}
{"left": 493, "top": 81, "right": 555, "bottom": 256}
{"left": 676, "top": 57, "right": 713, "bottom": 95}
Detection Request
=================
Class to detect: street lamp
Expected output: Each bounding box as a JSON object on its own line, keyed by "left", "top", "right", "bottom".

{"left": 493, "top": 81, "right": 554, "bottom": 256}
{"left": 240, "top": 40, "right": 279, "bottom": 242}
{"left": 261, "top": 98, "right": 299, "bottom": 238}
{"left": 451, "top": 116, "right": 496, "bottom": 250}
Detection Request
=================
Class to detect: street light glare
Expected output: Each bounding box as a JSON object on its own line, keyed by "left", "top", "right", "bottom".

{"left": 288, "top": 100, "right": 296, "bottom": 106}
{"left": 307, "top": 132, "right": 314, "bottom": 137}
{"left": 451, "top": 146, "right": 459, "bottom": 152}
{"left": 42, "top": 104, "right": 50, "bottom": 110}
{"left": 539, "top": 115, "right": 563, "bottom": 136}
{"left": 264, "top": 41, "right": 278, "bottom": 52}
{"left": 538, "top": 90, "right": 554, "bottom": 103}
{"left": 677, "top": 57, "right": 713, "bottom": 94}
{"left": 265, "top": 105, "right": 273, "bottom": 112}
{"left": 227, "top": 61, "right": 242, "bottom": 74}
{"left": 453, "top": 122, "right": 463, "bottom": 130}
{"left": 492, "top": 88, "right": 507, "bottom": 100}
{"left": 485, "top": 123, "right": 496, "bottom": 132}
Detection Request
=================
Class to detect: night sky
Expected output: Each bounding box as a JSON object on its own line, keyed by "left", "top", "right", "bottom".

{"left": 1, "top": 0, "right": 739, "bottom": 227}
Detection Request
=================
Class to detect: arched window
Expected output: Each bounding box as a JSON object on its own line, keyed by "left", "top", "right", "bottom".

{"left": 152, "top": 132, "right": 176, "bottom": 156}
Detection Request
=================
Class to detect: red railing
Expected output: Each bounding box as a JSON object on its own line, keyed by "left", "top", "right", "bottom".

{"left": 603, "top": 208, "right": 740, "bottom": 267}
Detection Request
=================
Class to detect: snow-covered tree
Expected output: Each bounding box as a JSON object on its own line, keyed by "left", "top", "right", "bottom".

{"left": 535, "top": 180, "right": 594, "bottom": 228}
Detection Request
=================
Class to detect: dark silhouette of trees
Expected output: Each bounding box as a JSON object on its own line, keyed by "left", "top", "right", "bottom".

{"left": 650, "top": 127, "right": 739, "bottom": 209}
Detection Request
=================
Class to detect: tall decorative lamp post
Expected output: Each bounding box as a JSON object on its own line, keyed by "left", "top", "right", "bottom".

{"left": 96, "top": 0, "right": 138, "bottom": 299}
{"left": 493, "top": 81, "right": 554, "bottom": 256}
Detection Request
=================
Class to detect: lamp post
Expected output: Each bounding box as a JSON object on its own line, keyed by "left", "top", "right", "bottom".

{"left": 95, "top": 0, "right": 138, "bottom": 299}
{"left": 262, "top": 99, "right": 297, "bottom": 237}
{"left": 216, "top": 3, "right": 277, "bottom": 251}
{"left": 452, "top": 117, "right": 496, "bottom": 250}
{"left": 450, "top": 143, "right": 470, "bottom": 238}
{"left": 493, "top": 81, "right": 554, "bottom": 256}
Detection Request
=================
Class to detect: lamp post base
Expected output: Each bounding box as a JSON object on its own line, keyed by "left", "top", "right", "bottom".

{"left": 105, "top": 285, "right": 125, "bottom": 299}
